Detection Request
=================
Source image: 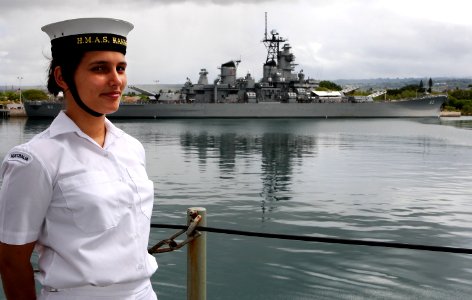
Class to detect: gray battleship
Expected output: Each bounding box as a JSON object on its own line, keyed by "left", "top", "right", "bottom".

{"left": 24, "top": 16, "right": 446, "bottom": 118}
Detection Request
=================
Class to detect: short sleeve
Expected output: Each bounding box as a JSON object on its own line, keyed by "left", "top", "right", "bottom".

{"left": 0, "top": 148, "right": 53, "bottom": 245}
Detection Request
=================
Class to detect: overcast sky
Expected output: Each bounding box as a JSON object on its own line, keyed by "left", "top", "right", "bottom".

{"left": 1, "top": 0, "right": 471, "bottom": 87}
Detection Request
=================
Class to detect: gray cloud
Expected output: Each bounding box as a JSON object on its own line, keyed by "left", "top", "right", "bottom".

{"left": 1, "top": 0, "right": 471, "bottom": 86}
{"left": 1, "top": 0, "right": 285, "bottom": 11}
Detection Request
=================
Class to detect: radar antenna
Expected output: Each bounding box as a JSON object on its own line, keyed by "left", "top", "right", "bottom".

{"left": 262, "top": 12, "right": 287, "bottom": 64}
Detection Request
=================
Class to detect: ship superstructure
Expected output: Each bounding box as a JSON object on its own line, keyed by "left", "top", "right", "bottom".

{"left": 180, "top": 13, "right": 322, "bottom": 104}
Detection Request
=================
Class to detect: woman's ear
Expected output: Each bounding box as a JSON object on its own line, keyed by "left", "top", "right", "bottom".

{"left": 54, "top": 66, "right": 68, "bottom": 90}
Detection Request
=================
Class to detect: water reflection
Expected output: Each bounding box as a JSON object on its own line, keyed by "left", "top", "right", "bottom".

{"left": 439, "top": 116, "right": 472, "bottom": 130}
{"left": 179, "top": 129, "right": 318, "bottom": 218}
{"left": 0, "top": 118, "right": 29, "bottom": 158}
{"left": 260, "top": 133, "right": 294, "bottom": 205}
{"left": 24, "top": 118, "right": 52, "bottom": 134}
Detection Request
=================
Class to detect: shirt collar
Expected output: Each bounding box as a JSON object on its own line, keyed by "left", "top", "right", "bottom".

{"left": 48, "top": 111, "right": 81, "bottom": 137}
{"left": 103, "top": 117, "right": 124, "bottom": 148}
{"left": 49, "top": 111, "right": 124, "bottom": 141}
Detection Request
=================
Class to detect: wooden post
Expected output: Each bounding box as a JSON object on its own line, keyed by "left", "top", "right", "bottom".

{"left": 187, "top": 207, "right": 206, "bottom": 300}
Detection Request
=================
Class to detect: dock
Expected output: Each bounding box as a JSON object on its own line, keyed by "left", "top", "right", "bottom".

{"left": 8, "top": 108, "right": 27, "bottom": 117}
{"left": 0, "top": 109, "right": 10, "bottom": 119}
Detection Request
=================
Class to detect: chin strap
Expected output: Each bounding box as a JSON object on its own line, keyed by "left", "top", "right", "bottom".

{"left": 68, "top": 84, "right": 104, "bottom": 117}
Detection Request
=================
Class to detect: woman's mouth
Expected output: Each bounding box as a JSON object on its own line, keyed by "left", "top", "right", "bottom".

{"left": 102, "top": 91, "right": 122, "bottom": 100}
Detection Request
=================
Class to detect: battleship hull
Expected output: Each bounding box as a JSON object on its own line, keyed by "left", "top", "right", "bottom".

{"left": 25, "top": 96, "right": 445, "bottom": 118}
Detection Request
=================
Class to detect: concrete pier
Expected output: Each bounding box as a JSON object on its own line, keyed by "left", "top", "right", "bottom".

{"left": 8, "top": 108, "right": 27, "bottom": 117}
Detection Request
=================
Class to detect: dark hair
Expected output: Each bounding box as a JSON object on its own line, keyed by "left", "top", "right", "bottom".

{"left": 46, "top": 51, "right": 85, "bottom": 96}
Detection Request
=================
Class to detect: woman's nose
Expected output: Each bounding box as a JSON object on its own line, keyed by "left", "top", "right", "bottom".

{"left": 109, "top": 69, "right": 123, "bottom": 87}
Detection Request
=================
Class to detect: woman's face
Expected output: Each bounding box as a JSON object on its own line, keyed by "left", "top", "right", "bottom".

{"left": 73, "top": 51, "right": 127, "bottom": 115}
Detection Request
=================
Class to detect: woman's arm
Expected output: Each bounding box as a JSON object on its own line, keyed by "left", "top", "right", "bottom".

{"left": 0, "top": 241, "right": 36, "bottom": 300}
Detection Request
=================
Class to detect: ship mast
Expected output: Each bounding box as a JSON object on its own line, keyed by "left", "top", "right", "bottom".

{"left": 264, "top": 11, "right": 267, "bottom": 41}
{"left": 262, "top": 12, "right": 286, "bottom": 64}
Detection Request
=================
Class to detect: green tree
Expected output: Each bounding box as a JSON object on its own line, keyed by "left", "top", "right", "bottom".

{"left": 418, "top": 80, "right": 425, "bottom": 93}
{"left": 1, "top": 91, "right": 20, "bottom": 101}
{"left": 428, "top": 78, "right": 433, "bottom": 93}
{"left": 21, "top": 89, "right": 49, "bottom": 101}
{"left": 384, "top": 84, "right": 422, "bottom": 100}
{"left": 446, "top": 89, "right": 472, "bottom": 115}
{"left": 318, "top": 80, "right": 342, "bottom": 91}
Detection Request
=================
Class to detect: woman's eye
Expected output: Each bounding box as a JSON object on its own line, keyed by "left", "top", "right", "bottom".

{"left": 91, "top": 66, "right": 106, "bottom": 72}
{"left": 117, "top": 66, "right": 126, "bottom": 72}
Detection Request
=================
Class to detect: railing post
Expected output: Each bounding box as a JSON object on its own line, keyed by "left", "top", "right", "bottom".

{"left": 187, "top": 207, "right": 206, "bottom": 300}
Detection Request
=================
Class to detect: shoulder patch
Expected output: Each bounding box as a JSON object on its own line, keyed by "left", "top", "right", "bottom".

{"left": 7, "top": 151, "right": 33, "bottom": 165}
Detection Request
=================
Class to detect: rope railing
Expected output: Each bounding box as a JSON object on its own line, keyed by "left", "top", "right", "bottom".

{"left": 150, "top": 223, "right": 472, "bottom": 255}
{"left": 150, "top": 207, "right": 472, "bottom": 300}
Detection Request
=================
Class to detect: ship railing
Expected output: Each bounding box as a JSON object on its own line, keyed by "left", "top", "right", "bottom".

{"left": 25, "top": 100, "right": 62, "bottom": 105}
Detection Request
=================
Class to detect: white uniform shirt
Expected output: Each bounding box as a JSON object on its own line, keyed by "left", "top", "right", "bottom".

{"left": 0, "top": 111, "right": 158, "bottom": 289}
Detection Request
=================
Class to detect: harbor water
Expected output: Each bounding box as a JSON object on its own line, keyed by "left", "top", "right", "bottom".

{"left": 1, "top": 116, "right": 472, "bottom": 299}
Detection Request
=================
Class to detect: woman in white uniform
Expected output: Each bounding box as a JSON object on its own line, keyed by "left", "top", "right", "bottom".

{"left": 0, "top": 18, "right": 158, "bottom": 299}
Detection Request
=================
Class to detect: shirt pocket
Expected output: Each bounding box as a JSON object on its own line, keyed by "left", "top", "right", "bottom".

{"left": 58, "top": 171, "right": 127, "bottom": 233}
{"left": 127, "top": 168, "right": 155, "bottom": 220}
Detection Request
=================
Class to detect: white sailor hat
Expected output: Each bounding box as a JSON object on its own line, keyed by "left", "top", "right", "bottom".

{"left": 42, "top": 18, "right": 134, "bottom": 58}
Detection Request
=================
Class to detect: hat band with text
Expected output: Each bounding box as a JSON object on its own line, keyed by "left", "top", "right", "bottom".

{"left": 51, "top": 33, "right": 127, "bottom": 57}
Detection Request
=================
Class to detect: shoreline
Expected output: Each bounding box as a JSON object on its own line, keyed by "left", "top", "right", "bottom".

{"left": 4, "top": 109, "right": 464, "bottom": 119}
{"left": 440, "top": 111, "right": 461, "bottom": 117}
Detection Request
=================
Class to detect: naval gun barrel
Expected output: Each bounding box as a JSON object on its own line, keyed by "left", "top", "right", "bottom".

{"left": 128, "top": 85, "right": 159, "bottom": 100}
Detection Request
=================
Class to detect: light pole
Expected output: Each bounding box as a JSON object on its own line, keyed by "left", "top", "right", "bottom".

{"left": 17, "top": 76, "right": 23, "bottom": 103}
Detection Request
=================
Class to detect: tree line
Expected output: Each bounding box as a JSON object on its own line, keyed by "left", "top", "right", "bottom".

{"left": 444, "top": 90, "right": 472, "bottom": 115}
{"left": 0, "top": 89, "right": 49, "bottom": 102}
{"left": 320, "top": 78, "right": 470, "bottom": 115}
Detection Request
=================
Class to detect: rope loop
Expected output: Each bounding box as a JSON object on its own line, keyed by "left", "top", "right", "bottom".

{"left": 148, "top": 214, "right": 202, "bottom": 254}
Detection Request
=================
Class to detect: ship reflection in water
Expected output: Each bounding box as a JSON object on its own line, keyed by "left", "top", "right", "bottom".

{"left": 180, "top": 130, "right": 317, "bottom": 219}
